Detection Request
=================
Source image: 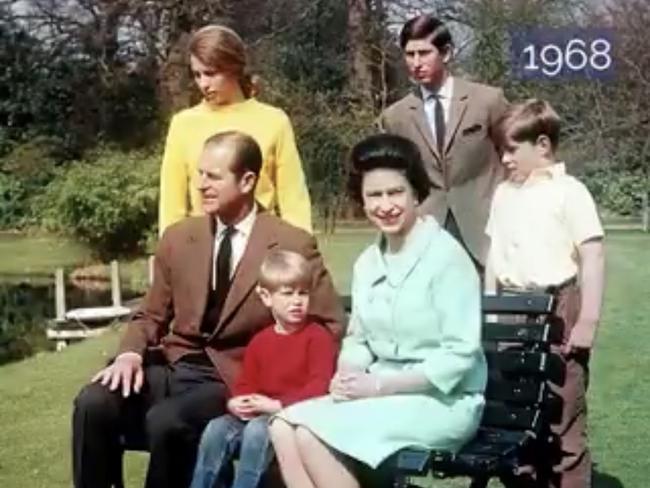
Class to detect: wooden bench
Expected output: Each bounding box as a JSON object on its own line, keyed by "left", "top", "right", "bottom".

{"left": 115, "top": 292, "right": 561, "bottom": 488}
{"left": 373, "top": 292, "right": 564, "bottom": 488}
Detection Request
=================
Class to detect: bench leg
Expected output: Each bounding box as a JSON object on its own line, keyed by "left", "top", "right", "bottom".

{"left": 469, "top": 475, "right": 489, "bottom": 488}
{"left": 391, "top": 475, "right": 414, "bottom": 488}
{"left": 110, "top": 448, "right": 125, "bottom": 488}
{"left": 499, "top": 472, "right": 540, "bottom": 488}
{"left": 358, "top": 470, "right": 417, "bottom": 488}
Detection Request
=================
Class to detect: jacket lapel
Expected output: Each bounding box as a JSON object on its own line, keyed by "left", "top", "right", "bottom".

{"left": 407, "top": 90, "right": 443, "bottom": 167}
{"left": 185, "top": 216, "right": 214, "bottom": 327}
{"left": 214, "top": 211, "right": 277, "bottom": 333}
{"left": 444, "top": 78, "right": 470, "bottom": 154}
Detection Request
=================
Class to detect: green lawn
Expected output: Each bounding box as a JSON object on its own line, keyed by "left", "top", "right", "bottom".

{"left": 0, "top": 229, "right": 375, "bottom": 293}
{"left": 0, "top": 230, "right": 648, "bottom": 488}
{"left": 0, "top": 233, "right": 92, "bottom": 280}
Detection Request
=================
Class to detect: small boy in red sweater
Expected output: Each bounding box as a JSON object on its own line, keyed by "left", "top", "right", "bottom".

{"left": 190, "top": 249, "right": 337, "bottom": 488}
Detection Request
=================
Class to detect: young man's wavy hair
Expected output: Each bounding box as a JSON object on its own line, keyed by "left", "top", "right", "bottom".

{"left": 399, "top": 14, "right": 454, "bottom": 56}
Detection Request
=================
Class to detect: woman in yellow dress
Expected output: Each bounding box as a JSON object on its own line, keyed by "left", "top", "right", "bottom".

{"left": 158, "top": 25, "right": 312, "bottom": 234}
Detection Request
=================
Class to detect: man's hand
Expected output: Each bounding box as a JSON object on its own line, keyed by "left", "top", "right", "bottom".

{"left": 92, "top": 352, "right": 143, "bottom": 398}
{"left": 330, "top": 371, "right": 380, "bottom": 401}
{"left": 247, "top": 394, "right": 282, "bottom": 415}
{"left": 563, "top": 320, "right": 597, "bottom": 355}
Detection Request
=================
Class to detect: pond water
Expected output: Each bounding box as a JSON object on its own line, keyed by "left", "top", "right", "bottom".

{"left": 0, "top": 278, "right": 139, "bottom": 364}
{"left": 0, "top": 233, "right": 142, "bottom": 363}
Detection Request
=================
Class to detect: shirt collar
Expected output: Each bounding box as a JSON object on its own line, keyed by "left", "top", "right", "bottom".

{"left": 522, "top": 162, "right": 566, "bottom": 186}
{"left": 365, "top": 216, "right": 438, "bottom": 287}
{"left": 420, "top": 75, "right": 454, "bottom": 101}
{"left": 215, "top": 203, "right": 257, "bottom": 238}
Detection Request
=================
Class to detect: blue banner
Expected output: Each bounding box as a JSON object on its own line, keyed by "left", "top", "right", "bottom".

{"left": 509, "top": 27, "right": 615, "bottom": 81}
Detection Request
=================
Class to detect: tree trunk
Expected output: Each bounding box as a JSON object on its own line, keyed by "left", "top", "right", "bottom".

{"left": 158, "top": 31, "right": 193, "bottom": 117}
{"left": 643, "top": 188, "right": 649, "bottom": 232}
{"left": 347, "top": 0, "right": 375, "bottom": 104}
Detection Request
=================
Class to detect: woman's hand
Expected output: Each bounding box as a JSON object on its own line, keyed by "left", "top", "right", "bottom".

{"left": 329, "top": 371, "right": 381, "bottom": 401}
{"left": 227, "top": 395, "right": 257, "bottom": 420}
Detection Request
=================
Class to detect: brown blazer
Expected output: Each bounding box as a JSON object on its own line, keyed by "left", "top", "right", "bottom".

{"left": 379, "top": 78, "right": 508, "bottom": 263}
{"left": 118, "top": 210, "right": 345, "bottom": 390}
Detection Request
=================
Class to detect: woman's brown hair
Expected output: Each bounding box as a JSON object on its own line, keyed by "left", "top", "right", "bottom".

{"left": 189, "top": 25, "right": 260, "bottom": 98}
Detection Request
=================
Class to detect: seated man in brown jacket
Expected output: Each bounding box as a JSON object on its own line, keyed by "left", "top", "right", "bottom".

{"left": 72, "top": 131, "right": 345, "bottom": 488}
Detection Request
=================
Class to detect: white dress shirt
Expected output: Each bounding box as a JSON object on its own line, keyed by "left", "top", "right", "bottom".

{"left": 421, "top": 76, "right": 454, "bottom": 148}
{"left": 211, "top": 205, "right": 257, "bottom": 290}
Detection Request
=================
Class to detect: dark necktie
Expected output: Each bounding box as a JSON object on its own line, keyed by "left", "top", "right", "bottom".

{"left": 433, "top": 94, "right": 446, "bottom": 155}
{"left": 214, "top": 226, "right": 235, "bottom": 318}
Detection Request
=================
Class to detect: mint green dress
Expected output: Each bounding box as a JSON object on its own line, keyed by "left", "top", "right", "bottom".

{"left": 276, "top": 216, "right": 487, "bottom": 468}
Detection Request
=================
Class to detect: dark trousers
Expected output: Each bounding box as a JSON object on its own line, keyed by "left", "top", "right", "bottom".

{"left": 444, "top": 211, "right": 484, "bottom": 275}
{"left": 72, "top": 360, "right": 228, "bottom": 488}
{"left": 547, "top": 283, "right": 591, "bottom": 488}
{"left": 500, "top": 282, "right": 591, "bottom": 488}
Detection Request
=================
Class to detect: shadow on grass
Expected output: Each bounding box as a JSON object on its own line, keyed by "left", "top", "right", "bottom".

{"left": 594, "top": 469, "right": 624, "bottom": 488}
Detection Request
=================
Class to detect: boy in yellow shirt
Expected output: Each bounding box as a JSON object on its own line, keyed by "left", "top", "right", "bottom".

{"left": 485, "top": 99, "right": 605, "bottom": 488}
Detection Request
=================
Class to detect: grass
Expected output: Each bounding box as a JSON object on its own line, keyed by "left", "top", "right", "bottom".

{"left": 0, "top": 232, "right": 92, "bottom": 280}
{"left": 0, "top": 229, "right": 375, "bottom": 293}
{"left": 0, "top": 230, "right": 648, "bottom": 487}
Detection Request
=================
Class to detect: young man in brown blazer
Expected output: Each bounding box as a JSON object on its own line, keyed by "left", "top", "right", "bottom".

{"left": 72, "top": 131, "right": 345, "bottom": 488}
{"left": 379, "top": 14, "right": 508, "bottom": 268}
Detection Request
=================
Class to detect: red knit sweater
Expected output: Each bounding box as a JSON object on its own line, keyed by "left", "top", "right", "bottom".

{"left": 233, "top": 322, "right": 337, "bottom": 407}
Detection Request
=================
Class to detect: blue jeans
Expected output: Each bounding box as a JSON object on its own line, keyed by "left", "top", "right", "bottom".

{"left": 190, "top": 414, "right": 273, "bottom": 488}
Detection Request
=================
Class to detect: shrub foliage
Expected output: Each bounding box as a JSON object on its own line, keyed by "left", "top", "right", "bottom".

{"left": 37, "top": 149, "right": 159, "bottom": 258}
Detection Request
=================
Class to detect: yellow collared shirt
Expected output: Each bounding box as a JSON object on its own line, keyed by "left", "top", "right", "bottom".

{"left": 486, "top": 163, "right": 604, "bottom": 288}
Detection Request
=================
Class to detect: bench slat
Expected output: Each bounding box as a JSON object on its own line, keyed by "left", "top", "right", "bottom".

{"left": 483, "top": 322, "right": 562, "bottom": 344}
{"left": 471, "top": 427, "right": 531, "bottom": 446}
{"left": 481, "top": 402, "right": 541, "bottom": 431}
{"left": 485, "top": 376, "right": 544, "bottom": 404}
{"left": 390, "top": 448, "right": 431, "bottom": 475}
{"left": 343, "top": 294, "right": 554, "bottom": 317}
{"left": 432, "top": 453, "right": 501, "bottom": 476}
{"left": 482, "top": 295, "right": 554, "bottom": 314}
{"left": 426, "top": 428, "right": 533, "bottom": 476}
{"left": 485, "top": 350, "right": 549, "bottom": 375}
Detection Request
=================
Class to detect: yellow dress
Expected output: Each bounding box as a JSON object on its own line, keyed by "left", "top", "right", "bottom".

{"left": 159, "top": 98, "right": 312, "bottom": 234}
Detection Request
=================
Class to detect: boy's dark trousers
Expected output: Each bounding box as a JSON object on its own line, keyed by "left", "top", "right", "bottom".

{"left": 546, "top": 282, "right": 591, "bottom": 488}
{"left": 500, "top": 279, "right": 590, "bottom": 488}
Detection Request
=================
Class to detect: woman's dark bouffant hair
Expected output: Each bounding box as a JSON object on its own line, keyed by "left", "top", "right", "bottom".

{"left": 347, "top": 134, "right": 432, "bottom": 205}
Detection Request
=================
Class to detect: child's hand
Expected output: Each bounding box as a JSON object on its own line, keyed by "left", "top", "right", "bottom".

{"left": 247, "top": 394, "right": 282, "bottom": 415}
{"left": 562, "top": 319, "right": 597, "bottom": 355}
{"left": 227, "top": 395, "right": 256, "bottom": 420}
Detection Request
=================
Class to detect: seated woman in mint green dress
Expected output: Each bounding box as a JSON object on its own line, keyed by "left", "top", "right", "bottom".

{"left": 268, "top": 133, "right": 487, "bottom": 488}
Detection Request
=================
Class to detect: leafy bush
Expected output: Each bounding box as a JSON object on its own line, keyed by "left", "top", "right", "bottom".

{"left": 260, "top": 76, "right": 376, "bottom": 226}
{"left": 0, "top": 172, "right": 28, "bottom": 227}
{"left": 0, "top": 137, "right": 61, "bottom": 228}
{"left": 0, "top": 282, "right": 53, "bottom": 364}
{"left": 582, "top": 166, "right": 648, "bottom": 216}
{"left": 37, "top": 148, "right": 160, "bottom": 258}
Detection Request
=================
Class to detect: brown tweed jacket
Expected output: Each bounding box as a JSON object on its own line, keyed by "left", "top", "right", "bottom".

{"left": 379, "top": 78, "right": 508, "bottom": 264}
{"left": 118, "top": 211, "right": 345, "bottom": 390}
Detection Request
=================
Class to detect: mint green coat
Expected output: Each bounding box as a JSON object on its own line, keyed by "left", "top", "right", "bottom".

{"left": 277, "top": 217, "right": 487, "bottom": 468}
